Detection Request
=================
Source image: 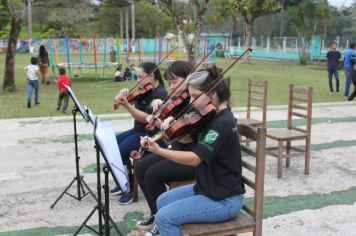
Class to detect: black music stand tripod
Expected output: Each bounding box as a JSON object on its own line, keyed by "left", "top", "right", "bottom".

{"left": 51, "top": 106, "right": 96, "bottom": 209}
{"left": 74, "top": 118, "right": 122, "bottom": 236}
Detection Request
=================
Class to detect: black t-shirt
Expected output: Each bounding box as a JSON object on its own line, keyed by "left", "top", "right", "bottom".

{"left": 191, "top": 107, "right": 245, "bottom": 200}
{"left": 133, "top": 84, "right": 168, "bottom": 134}
{"left": 327, "top": 50, "right": 341, "bottom": 70}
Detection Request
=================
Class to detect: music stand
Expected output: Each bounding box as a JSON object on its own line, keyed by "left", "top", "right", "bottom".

{"left": 74, "top": 108, "right": 125, "bottom": 236}
{"left": 51, "top": 86, "right": 96, "bottom": 209}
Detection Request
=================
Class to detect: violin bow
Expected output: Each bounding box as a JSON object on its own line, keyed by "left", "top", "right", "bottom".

{"left": 175, "top": 48, "right": 253, "bottom": 119}
{"left": 149, "top": 43, "right": 222, "bottom": 122}
{"left": 128, "top": 46, "right": 178, "bottom": 92}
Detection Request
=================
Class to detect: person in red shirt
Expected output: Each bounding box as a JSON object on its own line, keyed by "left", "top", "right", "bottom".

{"left": 56, "top": 67, "right": 72, "bottom": 113}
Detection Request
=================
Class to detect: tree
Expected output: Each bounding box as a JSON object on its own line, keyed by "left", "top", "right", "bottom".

{"left": 159, "top": 0, "right": 211, "bottom": 65}
{"left": 229, "top": 0, "right": 282, "bottom": 47}
{"left": 3, "top": 0, "right": 28, "bottom": 92}
{"left": 287, "top": 0, "right": 330, "bottom": 64}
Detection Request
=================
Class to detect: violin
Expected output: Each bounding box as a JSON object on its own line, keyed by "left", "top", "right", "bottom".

{"left": 145, "top": 43, "right": 223, "bottom": 130}
{"left": 145, "top": 90, "right": 189, "bottom": 130}
{"left": 113, "top": 47, "right": 177, "bottom": 109}
{"left": 127, "top": 83, "right": 154, "bottom": 103}
{"left": 140, "top": 48, "right": 253, "bottom": 152}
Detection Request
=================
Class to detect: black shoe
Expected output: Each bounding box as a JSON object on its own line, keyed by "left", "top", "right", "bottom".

{"left": 348, "top": 97, "right": 353, "bottom": 101}
{"left": 56, "top": 107, "right": 60, "bottom": 111}
{"left": 46, "top": 81, "right": 50, "bottom": 85}
{"left": 136, "top": 215, "right": 155, "bottom": 230}
{"left": 35, "top": 102, "right": 40, "bottom": 105}
{"left": 144, "top": 223, "right": 160, "bottom": 236}
{"left": 27, "top": 102, "right": 31, "bottom": 108}
{"left": 110, "top": 186, "right": 122, "bottom": 195}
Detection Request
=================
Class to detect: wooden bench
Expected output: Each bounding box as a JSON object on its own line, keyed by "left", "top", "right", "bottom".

{"left": 182, "top": 124, "right": 266, "bottom": 236}
{"left": 266, "top": 85, "right": 313, "bottom": 178}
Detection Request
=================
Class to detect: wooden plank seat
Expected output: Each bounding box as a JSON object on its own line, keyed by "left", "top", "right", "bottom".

{"left": 266, "top": 129, "right": 307, "bottom": 140}
{"left": 238, "top": 118, "right": 264, "bottom": 127}
{"left": 183, "top": 214, "right": 255, "bottom": 236}
{"left": 182, "top": 124, "right": 267, "bottom": 236}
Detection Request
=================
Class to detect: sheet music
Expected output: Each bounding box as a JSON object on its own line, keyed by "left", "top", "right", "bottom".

{"left": 95, "top": 121, "right": 129, "bottom": 192}
{"left": 65, "top": 86, "right": 89, "bottom": 122}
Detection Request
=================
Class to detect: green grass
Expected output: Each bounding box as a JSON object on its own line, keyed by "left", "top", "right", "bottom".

{"left": 0, "top": 53, "right": 347, "bottom": 119}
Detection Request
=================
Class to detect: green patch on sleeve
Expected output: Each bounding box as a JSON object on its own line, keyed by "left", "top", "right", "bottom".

{"left": 199, "top": 129, "right": 219, "bottom": 150}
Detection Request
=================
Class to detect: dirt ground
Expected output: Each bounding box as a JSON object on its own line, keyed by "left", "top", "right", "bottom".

{"left": 0, "top": 101, "right": 356, "bottom": 236}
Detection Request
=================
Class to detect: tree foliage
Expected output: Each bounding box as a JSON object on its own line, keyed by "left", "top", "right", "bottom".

{"left": 159, "top": 0, "right": 211, "bottom": 65}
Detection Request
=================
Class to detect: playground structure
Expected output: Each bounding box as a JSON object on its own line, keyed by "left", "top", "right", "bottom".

{"left": 20, "top": 35, "right": 223, "bottom": 79}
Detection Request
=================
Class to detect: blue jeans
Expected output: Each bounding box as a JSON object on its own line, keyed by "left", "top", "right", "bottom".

{"left": 116, "top": 129, "right": 146, "bottom": 174}
{"left": 27, "top": 80, "right": 39, "bottom": 104}
{"left": 155, "top": 184, "right": 244, "bottom": 236}
{"left": 344, "top": 68, "right": 353, "bottom": 96}
{"left": 328, "top": 69, "right": 339, "bottom": 92}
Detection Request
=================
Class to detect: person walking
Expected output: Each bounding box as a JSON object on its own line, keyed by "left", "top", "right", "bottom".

{"left": 343, "top": 42, "right": 355, "bottom": 97}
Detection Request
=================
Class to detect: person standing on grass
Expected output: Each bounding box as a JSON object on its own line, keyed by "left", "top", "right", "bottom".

{"left": 56, "top": 68, "right": 72, "bottom": 113}
{"left": 23, "top": 57, "right": 41, "bottom": 108}
{"left": 37, "top": 45, "right": 50, "bottom": 85}
{"left": 110, "top": 46, "right": 117, "bottom": 63}
{"left": 326, "top": 42, "right": 341, "bottom": 94}
{"left": 343, "top": 42, "right": 355, "bottom": 97}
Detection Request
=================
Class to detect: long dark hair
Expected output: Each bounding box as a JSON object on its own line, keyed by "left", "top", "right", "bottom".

{"left": 165, "top": 61, "right": 193, "bottom": 80}
{"left": 138, "top": 62, "right": 165, "bottom": 87}
{"left": 39, "top": 45, "right": 48, "bottom": 59}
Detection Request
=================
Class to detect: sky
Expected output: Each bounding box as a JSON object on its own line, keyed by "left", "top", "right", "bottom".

{"left": 328, "top": 0, "right": 354, "bottom": 8}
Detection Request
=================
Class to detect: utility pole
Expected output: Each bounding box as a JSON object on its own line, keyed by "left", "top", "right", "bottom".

{"left": 28, "top": 0, "right": 33, "bottom": 55}
{"left": 131, "top": 0, "right": 135, "bottom": 40}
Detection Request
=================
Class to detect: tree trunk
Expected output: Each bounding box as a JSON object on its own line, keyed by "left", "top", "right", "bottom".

{"left": 245, "top": 21, "right": 253, "bottom": 48}
{"left": 3, "top": 16, "right": 22, "bottom": 92}
{"left": 229, "top": 16, "right": 238, "bottom": 47}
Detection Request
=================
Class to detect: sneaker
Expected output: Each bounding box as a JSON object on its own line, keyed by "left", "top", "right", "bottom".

{"left": 118, "top": 191, "right": 133, "bottom": 205}
{"left": 35, "top": 102, "right": 40, "bottom": 105}
{"left": 336, "top": 91, "right": 340, "bottom": 94}
{"left": 56, "top": 107, "right": 60, "bottom": 111}
{"left": 110, "top": 186, "right": 122, "bottom": 195}
{"left": 329, "top": 91, "right": 333, "bottom": 95}
{"left": 27, "top": 102, "right": 31, "bottom": 108}
{"left": 144, "top": 224, "right": 160, "bottom": 236}
{"left": 136, "top": 215, "right": 155, "bottom": 230}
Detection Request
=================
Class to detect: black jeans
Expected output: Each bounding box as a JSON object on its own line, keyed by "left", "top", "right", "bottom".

{"left": 328, "top": 69, "right": 339, "bottom": 92}
{"left": 135, "top": 151, "right": 196, "bottom": 215}
{"left": 348, "top": 73, "right": 356, "bottom": 101}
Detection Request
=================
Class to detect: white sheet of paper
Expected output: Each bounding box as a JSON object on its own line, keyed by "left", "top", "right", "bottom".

{"left": 95, "top": 121, "right": 129, "bottom": 192}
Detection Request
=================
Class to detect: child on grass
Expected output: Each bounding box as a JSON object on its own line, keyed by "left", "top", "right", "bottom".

{"left": 56, "top": 67, "right": 72, "bottom": 113}
{"left": 23, "top": 57, "right": 41, "bottom": 108}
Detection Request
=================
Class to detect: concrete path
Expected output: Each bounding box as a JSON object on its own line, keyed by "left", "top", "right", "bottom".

{"left": 0, "top": 102, "right": 356, "bottom": 236}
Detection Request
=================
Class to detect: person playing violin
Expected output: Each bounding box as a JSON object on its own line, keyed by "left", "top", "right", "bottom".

{"left": 139, "top": 66, "right": 245, "bottom": 236}
{"left": 111, "top": 62, "right": 168, "bottom": 204}
{"left": 132, "top": 61, "right": 198, "bottom": 235}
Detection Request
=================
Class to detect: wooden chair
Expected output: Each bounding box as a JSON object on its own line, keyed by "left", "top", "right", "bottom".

{"left": 132, "top": 159, "right": 195, "bottom": 202}
{"left": 238, "top": 80, "right": 268, "bottom": 128}
{"left": 266, "top": 85, "right": 313, "bottom": 178}
{"left": 182, "top": 124, "right": 266, "bottom": 236}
